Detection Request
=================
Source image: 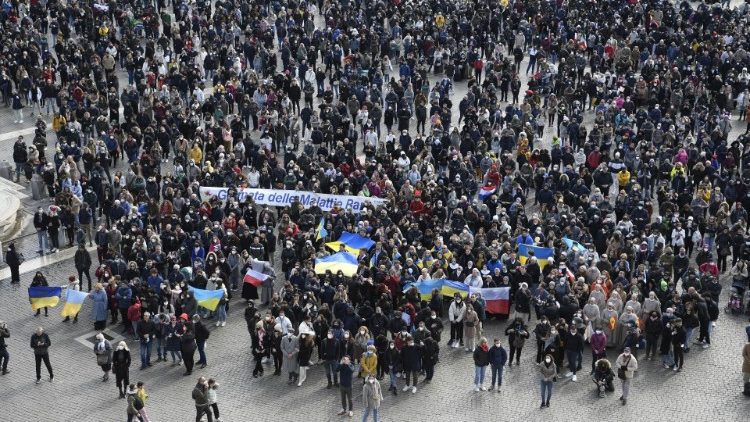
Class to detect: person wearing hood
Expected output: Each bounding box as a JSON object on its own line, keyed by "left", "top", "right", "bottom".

{"left": 592, "top": 358, "right": 615, "bottom": 398}
{"left": 538, "top": 353, "right": 557, "bottom": 408}
{"left": 448, "top": 293, "right": 466, "bottom": 348}
{"left": 94, "top": 332, "right": 113, "bottom": 381}
{"left": 361, "top": 373, "right": 383, "bottom": 421}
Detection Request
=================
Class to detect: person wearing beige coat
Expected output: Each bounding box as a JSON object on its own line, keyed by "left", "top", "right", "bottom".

{"left": 463, "top": 307, "right": 479, "bottom": 352}
{"left": 742, "top": 342, "right": 750, "bottom": 384}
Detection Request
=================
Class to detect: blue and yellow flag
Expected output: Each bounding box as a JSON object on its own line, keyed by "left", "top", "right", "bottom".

{"left": 191, "top": 287, "right": 225, "bottom": 311}
{"left": 28, "top": 286, "right": 62, "bottom": 311}
{"left": 402, "top": 279, "right": 445, "bottom": 300}
{"left": 316, "top": 217, "right": 328, "bottom": 241}
{"left": 326, "top": 232, "right": 375, "bottom": 255}
{"left": 518, "top": 244, "right": 554, "bottom": 269}
{"left": 562, "top": 237, "right": 587, "bottom": 253}
{"left": 61, "top": 289, "right": 89, "bottom": 317}
{"left": 441, "top": 280, "right": 470, "bottom": 298}
{"left": 314, "top": 252, "right": 359, "bottom": 277}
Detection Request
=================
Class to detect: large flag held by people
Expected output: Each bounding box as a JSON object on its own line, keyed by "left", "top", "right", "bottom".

{"left": 518, "top": 244, "right": 554, "bottom": 268}
{"left": 191, "top": 287, "right": 225, "bottom": 311}
{"left": 61, "top": 289, "right": 89, "bottom": 317}
{"left": 478, "top": 185, "right": 497, "bottom": 201}
{"left": 326, "top": 232, "right": 375, "bottom": 255}
{"left": 28, "top": 286, "right": 63, "bottom": 311}
{"left": 440, "top": 280, "right": 470, "bottom": 298}
{"left": 402, "top": 279, "right": 444, "bottom": 300}
{"left": 314, "top": 252, "right": 359, "bottom": 277}
{"left": 243, "top": 268, "right": 269, "bottom": 287}
{"left": 401, "top": 280, "right": 510, "bottom": 315}
{"left": 471, "top": 287, "right": 510, "bottom": 314}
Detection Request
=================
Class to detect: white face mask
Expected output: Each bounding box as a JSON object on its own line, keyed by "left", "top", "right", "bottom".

{"left": 389, "top": 344, "right": 395, "bottom": 349}
{"left": 327, "top": 334, "right": 333, "bottom": 339}
{"left": 494, "top": 342, "right": 500, "bottom": 347}
{"left": 545, "top": 358, "right": 552, "bottom": 363}
{"left": 368, "top": 379, "right": 375, "bottom": 384}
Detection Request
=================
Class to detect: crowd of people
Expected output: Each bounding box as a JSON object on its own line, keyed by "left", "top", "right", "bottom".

{"left": 4, "top": 0, "right": 750, "bottom": 419}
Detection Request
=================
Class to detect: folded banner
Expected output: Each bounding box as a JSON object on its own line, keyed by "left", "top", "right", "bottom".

{"left": 28, "top": 286, "right": 63, "bottom": 311}
{"left": 326, "top": 232, "right": 375, "bottom": 255}
{"left": 198, "top": 187, "right": 388, "bottom": 213}
{"left": 244, "top": 268, "right": 269, "bottom": 287}
{"left": 190, "top": 287, "right": 225, "bottom": 311}
{"left": 518, "top": 244, "right": 554, "bottom": 269}
{"left": 314, "top": 252, "right": 359, "bottom": 277}
{"left": 61, "top": 289, "right": 89, "bottom": 317}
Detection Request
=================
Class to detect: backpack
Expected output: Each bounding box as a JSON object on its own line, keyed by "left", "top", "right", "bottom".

{"left": 133, "top": 396, "right": 144, "bottom": 410}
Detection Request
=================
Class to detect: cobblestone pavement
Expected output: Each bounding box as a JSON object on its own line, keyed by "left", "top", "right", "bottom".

{"left": 1, "top": 5, "right": 750, "bottom": 422}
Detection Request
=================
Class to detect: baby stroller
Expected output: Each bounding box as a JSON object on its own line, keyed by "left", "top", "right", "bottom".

{"left": 725, "top": 279, "right": 748, "bottom": 315}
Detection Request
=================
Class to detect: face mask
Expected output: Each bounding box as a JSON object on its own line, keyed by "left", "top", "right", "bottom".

{"left": 545, "top": 358, "right": 551, "bottom": 363}
{"left": 401, "top": 331, "right": 407, "bottom": 337}
{"left": 494, "top": 342, "right": 500, "bottom": 347}
{"left": 368, "top": 379, "right": 375, "bottom": 384}
{"left": 389, "top": 344, "right": 395, "bottom": 349}
{"left": 407, "top": 343, "right": 414, "bottom": 347}
{"left": 344, "top": 334, "right": 350, "bottom": 339}
{"left": 327, "top": 334, "right": 333, "bottom": 339}
{"left": 418, "top": 327, "right": 424, "bottom": 331}
{"left": 431, "top": 315, "right": 436, "bottom": 319}
{"left": 360, "top": 330, "right": 365, "bottom": 335}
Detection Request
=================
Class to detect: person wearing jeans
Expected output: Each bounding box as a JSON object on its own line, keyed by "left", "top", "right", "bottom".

{"left": 472, "top": 337, "right": 490, "bottom": 391}
{"left": 488, "top": 339, "right": 508, "bottom": 391}
{"left": 539, "top": 354, "right": 557, "bottom": 408}
{"left": 564, "top": 327, "right": 584, "bottom": 382}
{"left": 193, "top": 315, "right": 210, "bottom": 368}
{"left": 33, "top": 207, "right": 50, "bottom": 255}
{"left": 615, "top": 348, "right": 638, "bottom": 405}
{"left": 337, "top": 357, "right": 355, "bottom": 417}
{"left": 361, "top": 374, "right": 382, "bottom": 422}
{"left": 136, "top": 313, "right": 155, "bottom": 369}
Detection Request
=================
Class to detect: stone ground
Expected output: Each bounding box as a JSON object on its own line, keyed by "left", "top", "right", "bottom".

{"left": 1, "top": 2, "right": 750, "bottom": 422}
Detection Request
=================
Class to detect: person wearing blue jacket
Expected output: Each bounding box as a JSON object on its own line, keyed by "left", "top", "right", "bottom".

{"left": 115, "top": 282, "right": 133, "bottom": 330}
{"left": 489, "top": 338, "right": 508, "bottom": 392}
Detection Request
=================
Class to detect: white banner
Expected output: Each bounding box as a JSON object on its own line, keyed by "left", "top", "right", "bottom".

{"left": 198, "top": 187, "right": 389, "bottom": 213}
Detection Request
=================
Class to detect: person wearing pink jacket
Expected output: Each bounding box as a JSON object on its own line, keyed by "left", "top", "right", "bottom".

{"left": 590, "top": 327, "right": 607, "bottom": 374}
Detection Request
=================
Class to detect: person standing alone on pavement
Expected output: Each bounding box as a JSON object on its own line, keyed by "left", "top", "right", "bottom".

{"left": 30, "top": 326, "right": 53, "bottom": 384}
{"left": 4, "top": 243, "right": 22, "bottom": 284}
{"left": 362, "top": 374, "right": 383, "bottom": 422}
{"left": 0, "top": 321, "right": 9, "bottom": 375}
{"left": 615, "top": 347, "right": 638, "bottom": 405}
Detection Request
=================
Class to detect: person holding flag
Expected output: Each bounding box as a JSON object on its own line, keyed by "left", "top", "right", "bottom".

{"left": 30, "top": 272, "right": 56, "bottom": 317}
{"left": 61, "top": 275, "right": 82, "bottom": 323}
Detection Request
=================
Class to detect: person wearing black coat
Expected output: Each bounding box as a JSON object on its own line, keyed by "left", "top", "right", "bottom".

{"left": 30, "top": 327, "right": 53, "bottom": 383}
{"left": 321, "top": 330, "right": 341, "bottom": 387}
{"left": 270, "top": 328, "right": 283, "bottom": 375}
{"left": 422, "top": 337, "right": 440, "bottom": 382}
{"left": 488, "top": 339, "right": 508, "bottom": 391}
{"left": 670, "top": 318, "right": 687, "bottom": 371}
{"left": 426, "top": 311, "right": 444, "bottom": 342}
{"left": 30, "top": 272, "right": 49, "bottom": 317}
{"left": 382, "top": 341, "right": 401, "bottom": 395}
{"left": 473, "top": 338, "right": 491, "bottom": 391}
{"left": 193, "top": 316, "right": 210, "bottom": 368}
{"left": 504, "top": 318, "right": 530, "bottom": 366}
{"left": 74, "top": 245, "right": 93, "bottom": 291}
{"left": 112, "top": 341, "right": 131, "bottom": 398}
{"left": 180, "top": 319, "right": 197, "bottom": 376}
{"left": 643, "top": 311, "right": 662, "bottom": 360}
{"left": 400, "top": 339, "right": 421, "bottom": 393}
{"left": 4, "top": 243, "right": 21, "bottom": 284}
{"left": 563, "top": 326, "right": 584, "bottom": 381}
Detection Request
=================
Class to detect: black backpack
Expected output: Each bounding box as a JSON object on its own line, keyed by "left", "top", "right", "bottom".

{"left": 133, "top": 396, "right": 144, "bottom": 410}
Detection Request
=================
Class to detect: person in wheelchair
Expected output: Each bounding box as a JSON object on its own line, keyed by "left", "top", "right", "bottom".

{"left": 592, "top": 358, "right": 615, "bottom": 398}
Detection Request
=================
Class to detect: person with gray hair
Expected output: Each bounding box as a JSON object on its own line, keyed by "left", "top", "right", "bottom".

{"left": 30, "top": 326, "right": 52, "bottom": 384}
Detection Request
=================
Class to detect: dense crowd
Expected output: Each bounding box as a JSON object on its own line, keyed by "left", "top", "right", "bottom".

{"left": 3, "top": 0, "right": 750, "bottom": 419}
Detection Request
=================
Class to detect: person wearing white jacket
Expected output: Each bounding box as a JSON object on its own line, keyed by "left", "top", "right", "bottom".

{"left": 448, "top": 295, "right": 467, "bottom": 348}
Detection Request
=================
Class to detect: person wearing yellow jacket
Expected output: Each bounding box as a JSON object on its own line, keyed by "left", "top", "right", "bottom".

{"left": 52, "top": 113, "right": 66, "bottom": 133}
{"left": 617, "top": 168, "right": 631, "bottom": 189}
{"left": 360, "top": 345, "right": 378, "bottom": 380}
{"left": 189, "top": 143, "right": 203, "bottom": 164}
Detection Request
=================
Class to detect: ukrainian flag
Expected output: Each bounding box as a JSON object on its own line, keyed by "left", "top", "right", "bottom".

{"left": 314, "top": 252, "right": 359, "bottom": 277}
{"left": 562, "top": 237, "right": 587, "bottom": 253}
{"left": 316, "top": 217, "right": 328, "bottom": 241}
{"left": 61, "top": 289, "right": 88, "bottom": 317}
{"left": 403, "top": 279, "right": 445, "bottom": 300}
{"left": 191, "top": 287, "right": 225, "bottom": 311}
{"left": 518, "top": 244, "right": 554, "bottom": 269}
{"left": 326, "top": 232, "right": 375, "bottom": 255}
{"left": 28, "top": 286, "right": 62, "bottom": 311}
{"left": 440, "top": 280, "right": 470, "bottom": 298}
